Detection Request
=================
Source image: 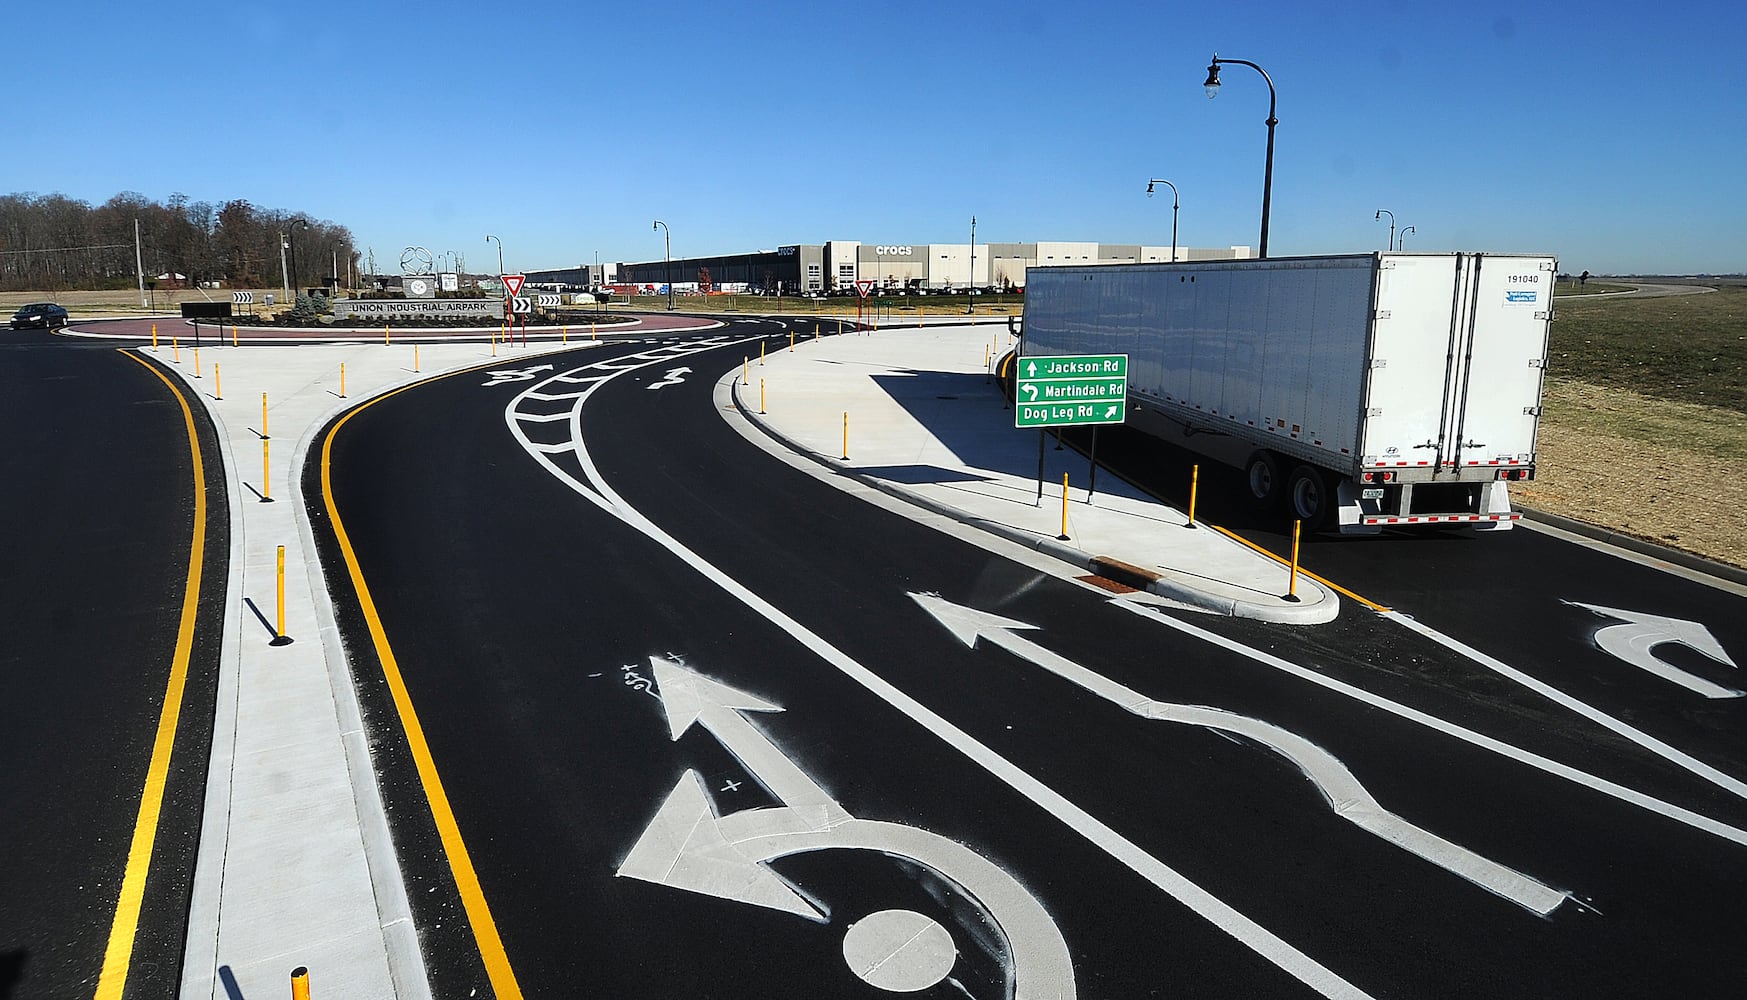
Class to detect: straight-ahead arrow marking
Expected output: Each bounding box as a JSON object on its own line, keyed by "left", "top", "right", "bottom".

{"left": 912, "top": 593, "right": 1568, "bottom": 915}
{"left": 1568, "top": 602, "right": 1742, "bottom": 698}
{"left": 649, "top": 657, "right": 850, "bottom": 830}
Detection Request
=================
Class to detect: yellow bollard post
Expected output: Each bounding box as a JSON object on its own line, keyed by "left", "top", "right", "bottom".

{"left": 232, "top": 324, "right": 238, "bottom": 347}
{"left": 591, "top": 321, "right": 597, "bottom": 341}
{"left": 760, "top": 378, "right": 766, "bottom": 414}
{"left": 743, "top": 357, "right": 749, "bottom": 385}
{"left": 262, "top": 438, "right": 271, "bottom": 502}
{"left": 276, "top": 545, "right": 286, "bottom": 639}
{"left": 339, "top": 363, "right": 346, "bottom": 399}
{"left": 1186, "top": 464, "right": 1199, "bottom": 527}
{"left": 789, "top": 331, "right": 795, "bottom": 353}
{"left": 152, "top": 323, "right": 159, "bottom": 351}
{"left": 193, "top": 346, "right": 202, "bottom": 378}
{"left": 1058, "top": 473, "right": 1071, "bottom": 540}
{"left": 813, "top": 322, "right": 819, "bottom": 342}
{"left": 173, "top": 337, "right": 180, "bottom": 363}
{"left": 842, "top": 411, "right": 849, "bottom": 460}
{"left": 562, "top": 326, "right": 568, "bottom": 345}
{"left": 1286, "top": 520, "right": 1303, "bottom": 601}
{"left": 290, "top": 964, "right": 309, "bottom": 1000}
{"left": 385, "top": 323, "right": 392, "bottom": 346}
{"left": 760, "top": 340, "right": 766, "bottom": 366}
{"left": 414, "top": 344, "right": 420, "bottom": 373}
{"left": 214, "top": 364, "right": 222, "bottom": 400}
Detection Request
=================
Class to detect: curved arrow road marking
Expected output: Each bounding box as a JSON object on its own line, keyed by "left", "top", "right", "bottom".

{"left": 647, "top": 366, "right": 693, "bottom": 389}
{"left": 1568, "top": 602, "right": 1742, "bottom": 699}
{"left": 913, "top": 593, "right": 1567, "bottom": 915}
{"left": 621, "top": 658, "right": 1075, "bottom": 999}
{"left": 1386, "top": 610, "right": 1747, "bottom": 801}
{"left": 1119, "top": 601, "right": 1747, "bottom": 848}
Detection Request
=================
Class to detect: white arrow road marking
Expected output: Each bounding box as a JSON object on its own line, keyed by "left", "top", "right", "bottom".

{"left": 507, "top": 358, "right": 1377, "bottom": 1000}
{"left": 648, "top": 656, "right": 850, "bottom": 830}
{"left": 1117, "top": 600, "right": 1747, "bottom": 848}
{"left": 1568, "top": 602, "right": 1743, "bottom": 699}
{"left": 1386, "top": 610, "right": 1747, "bottom": 801}
{"left": 646, "top": 366, "right": 693, "bottom": 390}
{"left": 622, "top": 658, "right": 1076, "bottom": 999}
{"left": 913, "top": 594, "right": 1567, "bottom": 915}
{"left": 481, "top": 363, "right": 555, "bottom": 387}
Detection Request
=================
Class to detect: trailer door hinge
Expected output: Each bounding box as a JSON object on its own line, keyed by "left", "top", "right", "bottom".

{"left": 1528, "top": 358, "right": 1545, "bottom": 368}
{"left": 1539, "top": 260, "right": 1557, "bottom": 271}
{"left": 1524, "top": 406, "right": 1542, "bottom": 416}
{"left": 1374, "top": 309, "right": 1392, "bottom": 320}
{"left": 1366, "top": 408, "right": 1384, "bottom": 417}
{"left": 1536, "top": 310, "right": 1555, "bottom": 321}
{"left": 1379, "top": 259, "right": 1397, "bottom": 269}
{"left": 1371, "top": 358, "right": 1388, "bottom": 369}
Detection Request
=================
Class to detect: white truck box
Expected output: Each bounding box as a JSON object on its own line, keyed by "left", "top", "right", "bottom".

{"left": 1018, "top": 252, "right": 1556, "bottom": 533}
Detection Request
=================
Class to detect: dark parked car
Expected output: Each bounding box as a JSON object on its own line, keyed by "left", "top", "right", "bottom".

{"left": 10, "top": 302, "right": 70, "bottom": 329}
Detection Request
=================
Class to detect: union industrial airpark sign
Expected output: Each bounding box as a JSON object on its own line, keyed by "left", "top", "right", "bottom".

{"left": 332, "top": 298, "right": 505, "bottom": 321}
{"left": 1015, "top": 354, "right": 1129, "bottom": 428}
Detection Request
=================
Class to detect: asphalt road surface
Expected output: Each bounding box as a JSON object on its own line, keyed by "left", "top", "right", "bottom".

{"left": 0, "top": 331, "right": 226, "bottom": 999}
{"left": 313, "top": 322, "right": 1747, "bottom": 999}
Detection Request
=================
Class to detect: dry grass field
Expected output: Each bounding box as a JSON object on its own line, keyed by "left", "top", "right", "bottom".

{"left": 9, "top": 283, "right": 1744, "bottom": 569}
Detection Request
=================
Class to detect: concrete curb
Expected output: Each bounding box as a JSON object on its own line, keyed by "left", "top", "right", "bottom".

{"left": 725, "top": 371, "right": 1337, "bottom": 624}
{"left": 177, "top": 355, "right": 247, "bottom": 1000}
{"left": 1519, "top": 506, "right": 1747, "bottom": 588}
{"left": 290, "top": 400, "right": 433, "bottom": 1000}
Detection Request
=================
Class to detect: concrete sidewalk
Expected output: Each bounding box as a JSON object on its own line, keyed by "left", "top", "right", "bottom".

{"left": 734, "top": 322, "right": 1337, "bottom": 623}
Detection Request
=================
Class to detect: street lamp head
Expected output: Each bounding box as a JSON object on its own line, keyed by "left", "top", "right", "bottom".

{"left": 1203, "top": 57, "right": 1222, "bottom": 99}
{"left": 652, "top": 221, "right": 658, "bottom": 231}
{"left": 1145, "top": 180, "right": 1155, "bottom": 197}
{"left": 1375, "top": 210, "right": 1382, "bottom": 220}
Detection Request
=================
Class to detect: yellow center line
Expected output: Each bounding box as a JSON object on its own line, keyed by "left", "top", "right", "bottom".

{"left": 321, "top": 374, "right": 525, "bottom": 1000}
{"left": 95, "top": 351, "right": 207, "bottom": 1000}
{"left": 1208, "top": 523, "right": 1393, "bottom": 614}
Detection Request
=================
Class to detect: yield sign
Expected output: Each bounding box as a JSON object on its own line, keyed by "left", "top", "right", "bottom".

{"left": 502, "top": 273, "right": 526, "bottom": 298}
{"left": 855, "top": 279, "right": 875, "bottom": 298}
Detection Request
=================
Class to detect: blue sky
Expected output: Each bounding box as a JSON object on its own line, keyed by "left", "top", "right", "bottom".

{"left": 15, "top": 0, "right": 1745, "bottom": 275}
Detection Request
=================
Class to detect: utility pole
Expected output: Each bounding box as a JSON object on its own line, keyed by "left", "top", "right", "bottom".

{"left": 134, "top": 218, "right": 147, "bottom": 308}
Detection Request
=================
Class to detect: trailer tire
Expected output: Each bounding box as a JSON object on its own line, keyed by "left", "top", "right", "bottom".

{"left": 1287, "top": 464, "right": 1335, "bottom": 529}
{"left": 1245, "top": 451, "right": 1284, "bottom": 509}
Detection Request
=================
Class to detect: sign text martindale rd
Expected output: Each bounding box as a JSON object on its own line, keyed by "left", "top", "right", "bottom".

{"left": 1015, "top": 353, "right": 1130, "bottom": 428}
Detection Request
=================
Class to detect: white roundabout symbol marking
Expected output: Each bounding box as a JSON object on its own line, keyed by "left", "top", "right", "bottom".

{"left": 842, "top": 909, "right": 957, "bottom": 992}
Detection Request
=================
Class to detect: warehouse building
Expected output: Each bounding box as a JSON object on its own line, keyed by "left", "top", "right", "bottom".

{"left": 531, "top": 240, "right": 1252, "bottom": 295}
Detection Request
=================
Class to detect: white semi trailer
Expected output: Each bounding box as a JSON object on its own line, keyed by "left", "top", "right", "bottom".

{"left": 1017, "top": 252, "right": 1557, "bottom": 533}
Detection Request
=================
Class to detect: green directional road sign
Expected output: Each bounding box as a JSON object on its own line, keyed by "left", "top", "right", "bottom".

{"left": 1014, "top": 353, "right": 1129, "bottom": 428}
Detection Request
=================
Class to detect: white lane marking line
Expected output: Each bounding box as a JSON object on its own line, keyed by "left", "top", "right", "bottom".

{"left": 502, "top": 355, "right": 1378, "bottom": 1000}
{"left": 1386, "top": 610, "right": 1747, "bottom": 801}
{"left": 1118, "top": 601, "right": 1747, "bottom": 848}
{"left": 913, "top": 593, "right": 1567, "bottom": 915}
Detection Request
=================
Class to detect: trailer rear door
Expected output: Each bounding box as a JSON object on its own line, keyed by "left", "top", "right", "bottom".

{"left": 1359, "top": 254, "right": 1460, "bottom": 470}
{"left": 1447, "top": 254, "right": 1554, "bottom": 471}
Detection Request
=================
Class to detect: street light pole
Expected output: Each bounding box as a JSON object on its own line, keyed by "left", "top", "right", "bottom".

{"left": 278, "top": 230, "right": 290, "bottom": 304}
{"left": 966, "top": 215, "right": 976, "bottom": 314}
{"left": 1204, "top": 54, "right": 1278, "bottom": 259}
{"left": 1375, "top": 209, "right": 1395, "bottom": 252}
{"left": 1146, "top": 179, "right": 1180, "bottom": 262}
{"left": 485, "top": 234, "right": 504, "bottom": 294}
{"left": 652, "top": 220, "right": 672, "bottom": 310}
{"left": 1397, "top": 226, "right": 1414, "bottom": 251}
{"left": 289, "top": 219, "right": 307, "bottom": 296}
